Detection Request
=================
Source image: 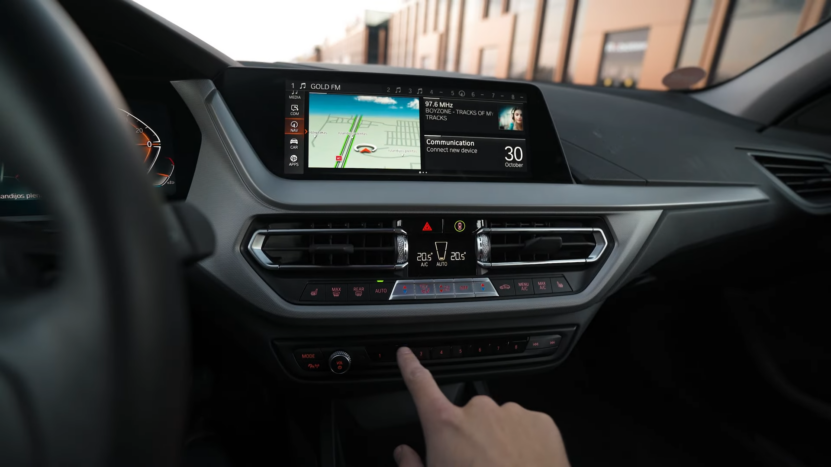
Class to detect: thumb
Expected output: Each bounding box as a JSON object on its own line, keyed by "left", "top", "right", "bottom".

{"left": 394, "top": 444, "right": 424, "bottom": 467}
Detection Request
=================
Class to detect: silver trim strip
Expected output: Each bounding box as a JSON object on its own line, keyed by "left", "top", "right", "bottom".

{"left": 475, "top": 227, "right": 608, "bottom": 268}
{"left": 248, "top": 228, "right": 409, "bottom": 270}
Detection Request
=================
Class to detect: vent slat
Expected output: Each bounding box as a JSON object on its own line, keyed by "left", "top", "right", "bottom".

{"left": 754, "top": 154, "right": 831, "bottom": 203}
{"left": 484, "top": 219, "right": 603, "bottom": 266}
{"left": 258, "top": 220, "right": 400, "bottom": 269}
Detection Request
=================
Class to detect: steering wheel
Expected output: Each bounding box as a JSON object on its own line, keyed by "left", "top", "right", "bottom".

{"left": 0, "top": 1, "right": 187, "bottom": 465}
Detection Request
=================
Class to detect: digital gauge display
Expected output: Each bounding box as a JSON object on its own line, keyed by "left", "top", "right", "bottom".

{"left": 0, "top": 106, "right": 177, "bottom": 216}
{"left": 121, "top": 109, "right": 175, "bottom": 189}
{"left": 406, "top": 218, "right": 477, "bottom": 277}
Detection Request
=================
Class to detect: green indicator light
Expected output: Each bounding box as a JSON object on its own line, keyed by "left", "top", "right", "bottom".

{"left": 376, "top": 280, "right": 384, "bottom": 283}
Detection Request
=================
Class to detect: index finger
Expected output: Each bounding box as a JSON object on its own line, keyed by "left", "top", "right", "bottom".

{"left": 397, "top": 347, "right": 455, "bottom": 423}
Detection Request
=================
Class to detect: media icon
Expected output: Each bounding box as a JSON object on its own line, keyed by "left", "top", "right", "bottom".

{"left": 395, "top": 87, "right": 401, "bottom": 94}
{"left": 299, "top": 83, "right": 306, "bottom": 89}
{"left": 435, "top": 241, "right": 448, "bottom": 261}
{"left": 417, "top": 88, "right": 423, "bottom": 95}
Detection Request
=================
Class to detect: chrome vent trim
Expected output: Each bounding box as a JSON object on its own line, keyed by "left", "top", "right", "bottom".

{"left": 475, "top": 227, "right": 608, "bottom": 268}
{"left": 248, "top": 226, "right": 409, "bottom": 270}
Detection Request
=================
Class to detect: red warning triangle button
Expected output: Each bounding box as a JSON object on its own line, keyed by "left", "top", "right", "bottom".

{"left": 422, "top": 222, "right": 433, "bottom": 232}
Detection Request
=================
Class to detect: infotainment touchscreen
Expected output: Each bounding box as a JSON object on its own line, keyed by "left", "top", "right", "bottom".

{"left": 283, "top": 79, "right": 541, "bottom": 179}
{"left": 216, "top": 67, "right": 571, "bottom": 183}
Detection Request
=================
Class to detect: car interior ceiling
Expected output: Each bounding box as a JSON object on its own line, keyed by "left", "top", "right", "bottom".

{"left": 1, "top": 1, "right": 830, "bottom": 466}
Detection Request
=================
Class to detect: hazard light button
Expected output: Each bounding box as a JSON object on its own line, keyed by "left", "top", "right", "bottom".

{"left": 406, "top": 218, "right": 443, "bottom": 234}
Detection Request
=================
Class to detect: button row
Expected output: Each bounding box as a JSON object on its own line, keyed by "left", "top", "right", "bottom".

{"left": 490, "top": 277, "right": 572, "bottom": 296}
{"left": 302, "top": 283, "right": 393, "bottom": 302}
{"left": 390, "top": 278, "right": 498, "bottom": 300}
{"left": 365, "top": 334, "right": 561, "bottom": 362}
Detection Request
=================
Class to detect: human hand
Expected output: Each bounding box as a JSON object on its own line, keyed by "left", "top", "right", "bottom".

{"left": 394, "top": 347, "right": 570, "bottom": 467}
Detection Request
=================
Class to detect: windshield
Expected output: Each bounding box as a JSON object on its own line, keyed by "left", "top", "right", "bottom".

{"left": 136, "top": 0, "right": 831, "bottom": 90}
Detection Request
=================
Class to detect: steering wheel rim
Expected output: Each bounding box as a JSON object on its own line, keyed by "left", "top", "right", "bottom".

{"left": 0, "top": 1, "right": 187, "bottom": 465}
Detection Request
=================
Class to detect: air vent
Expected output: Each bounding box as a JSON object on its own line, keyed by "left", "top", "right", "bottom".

{"left": 476, "top": 219, "right": 608, "bottom": 268}
{"left": 248, "top": 220, "right": 408, "bottom": 270}
{"left": 754, "top": 154, "right": 831, "bottom": 203}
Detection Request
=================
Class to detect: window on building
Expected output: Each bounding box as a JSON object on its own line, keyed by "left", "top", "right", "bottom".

{"left": 597, "top": 28, "right": 649, "bottom": 88}
{"left": 713, "top": 0, "right": 805, "bottom": 84}
{"left": 444, "top": 0, "right": 461, "bottom": 71}
{"left": 479, "top": 47, "right": 499, "bottom": 76}
{"left": 676, "top": 0, "right": 715, "bottom": 69}
{"left": 563, "top": 0, "right": 592, "bottom": 84}
{"left": 507, "top": 0, "right": 538, "bottom": 79}
{"left": 437, "top": 0, "right": 447, "bottom": 31}
{"left": 425, "top": 0, "right": 433, "bottom": 34}
{"left": 458, "top": 0, "right": 484, "bottom": 73}
{"left": 486, "top": 0, "right": 502, "bottom": 18}
{"left": 533, "top": 0, "right": 569, "bottom": 81}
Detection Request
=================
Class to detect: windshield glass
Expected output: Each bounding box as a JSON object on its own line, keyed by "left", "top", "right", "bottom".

{"left": 136, "top": 0, "right": 831, "bottom": 90}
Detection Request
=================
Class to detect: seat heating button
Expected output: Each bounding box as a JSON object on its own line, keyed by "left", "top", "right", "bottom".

{"left": 301, "top": 284, "right": 324, "bottom": 301}
{"left": 550, "top": 277, "right": 572, "bottom": 293}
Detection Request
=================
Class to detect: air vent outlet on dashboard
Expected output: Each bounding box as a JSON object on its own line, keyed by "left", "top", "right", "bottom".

{"left": 476, "top": 219, "right": 607, "bottom": 268}
{"left": 753, "top": 154, "right": 831, "bottom": 203}
{"left": 248, "top": 220, "right": 408, "bottom": 270}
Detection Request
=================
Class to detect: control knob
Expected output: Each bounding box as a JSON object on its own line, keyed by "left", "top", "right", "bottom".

{"left": 329, "top": 350, "right": 352, "bottom": 375}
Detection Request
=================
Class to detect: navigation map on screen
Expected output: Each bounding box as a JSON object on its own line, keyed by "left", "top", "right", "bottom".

{"left": 307, "top": 93, "right": 421, "bottom": 170}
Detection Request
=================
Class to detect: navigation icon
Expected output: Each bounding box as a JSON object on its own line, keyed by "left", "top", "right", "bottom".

{"left": 354, "top": 144, "right": 377, "bottom": 153}
{"left": 459, "top": 90, "right": 465, "bottom": 97}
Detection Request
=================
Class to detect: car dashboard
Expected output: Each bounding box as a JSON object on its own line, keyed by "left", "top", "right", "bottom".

{"left": 6, "top": 6, "right": 831, "bottom": 385}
